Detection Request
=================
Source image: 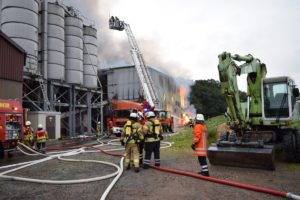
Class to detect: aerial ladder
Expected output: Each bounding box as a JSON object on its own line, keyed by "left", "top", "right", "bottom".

{"left": 109, "top": 16, "right": 159, "bottom": 108}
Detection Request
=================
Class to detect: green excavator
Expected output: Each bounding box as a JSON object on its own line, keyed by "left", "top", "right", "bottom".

{"left": 207, "top": 52, "right": 300, "bottom": 170}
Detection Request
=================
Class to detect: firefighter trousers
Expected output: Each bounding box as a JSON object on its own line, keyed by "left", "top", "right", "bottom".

{"left": 198, "top": 156, "right": 209, "bottom": 172}
{"left": 144, "top": 141, "right": 160, "bottom": 167}
{"left": 125, "top": 143, "right": 140, "bottom": 168}
{"left": 36, "top": 142, "right": 46, "bottom": 153}
{"left": 138, "top": 141, "right": 144, "bottom": 164}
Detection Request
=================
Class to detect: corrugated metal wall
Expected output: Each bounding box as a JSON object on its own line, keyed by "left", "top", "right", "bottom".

{"left": 0, "top": 34, "right": 25, "bottom": 82}
{"left": 105, "top": 66, "right": 181, "bottom": 113}
{"left": 107, "top": 66, "right": 143, "bottom": 101}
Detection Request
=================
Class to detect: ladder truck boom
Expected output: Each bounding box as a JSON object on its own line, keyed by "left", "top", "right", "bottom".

{"left": 109, "top": 16, "right": 159, "bottom": 108}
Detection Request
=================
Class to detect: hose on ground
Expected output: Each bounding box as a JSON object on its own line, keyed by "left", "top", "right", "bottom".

{"left": 149, "top": 165, "right": 300, "bottom": 200}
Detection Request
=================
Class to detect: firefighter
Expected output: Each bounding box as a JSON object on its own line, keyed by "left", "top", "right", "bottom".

{"left": 96, "top": 121, "right": 101, "bottom": 138}
{"left": 191, "top": 114, "right": 209, "bottom": 176}
{"left": 137, "top": 111, "right": 145, "bottom": 165}
{"left": 35, "top": 124, "right": 48, "bottom": 154}
{"left": 24, "top": 121, "right": 34, "bottom": 148}
{"left": 120, "top": 113, "right": 143, "bottom": 172}
{"left": 108, "top": 120, "right": 113, "bottom": 137}
{"left": 143, "top": 111, "right": 163, "bottom": 169}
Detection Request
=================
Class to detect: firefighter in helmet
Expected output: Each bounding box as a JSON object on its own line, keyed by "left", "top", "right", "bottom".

{"left": 96, "top": 121, "right": 101, "bottom": 138}
{"left": 24, "top": 121, "right": 34, "bottom": 148}
{"left": 191, "top": 113, "right": 209, "bottom": 176}
{"left": 142, "top": 111, "right": 163, "bottom": 169}
{"left": 35, "top": 124, "right": 48, "bottom": 154}
{"left": 120, "top": 112, "right": 143, "bottom": 172}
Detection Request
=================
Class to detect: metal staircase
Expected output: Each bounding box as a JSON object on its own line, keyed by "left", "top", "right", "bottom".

{"left": 109, "top": 16, "right": 159, "bottom": 108}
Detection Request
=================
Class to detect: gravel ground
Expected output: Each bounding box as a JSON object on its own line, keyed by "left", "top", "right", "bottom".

{"left": 0, "top": 136, "right": 300, "bottom": 200}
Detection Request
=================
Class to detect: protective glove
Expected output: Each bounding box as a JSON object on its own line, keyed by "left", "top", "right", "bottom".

{"left": 159, "top": 135, "right": 164, "bottom": 141}
{"left": 191, "top": 143, "right": 196, "bottom": 150}
{"left": 121, "top": 140, "right": 125, "bottom": 146}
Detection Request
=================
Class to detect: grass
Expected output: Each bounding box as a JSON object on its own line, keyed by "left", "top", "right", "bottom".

{"left": 163, "top": 115, "right": 226, "bottom": 153}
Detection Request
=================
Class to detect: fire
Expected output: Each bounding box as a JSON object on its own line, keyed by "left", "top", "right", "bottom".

{"left": 179, "top": 86, "right": 186, "bottom": 108}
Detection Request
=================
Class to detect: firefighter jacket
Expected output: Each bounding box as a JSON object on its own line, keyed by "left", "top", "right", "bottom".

{"left": 193, "top": 123, "right": 208, "bottom": 156}
{"left": 24, "top": 127, "right": 33, "bottom": 141}
{"left": 35, "top": 129, "right": 48, "bottom": 143}
{"left": 121, "top": 120, "right": 143, "bottom": 144}
{"left": 143, "top": 119, "right": 162, "bottom": 142}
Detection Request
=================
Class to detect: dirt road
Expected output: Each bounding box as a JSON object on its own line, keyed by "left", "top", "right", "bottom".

{"left": 0, "top": 137, "right": 299, "bottom": 200}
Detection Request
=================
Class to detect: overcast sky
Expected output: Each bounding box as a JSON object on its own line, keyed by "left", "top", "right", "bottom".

{"left": 62, "top": 0, "right": 300, "bottom": 91}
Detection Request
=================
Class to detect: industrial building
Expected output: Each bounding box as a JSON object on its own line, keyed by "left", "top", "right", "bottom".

{"left": 0, "top": 0, "right": 102, "bottom": 138}
{"left": 100, "top": 65, "right": 190, "bottom": 124}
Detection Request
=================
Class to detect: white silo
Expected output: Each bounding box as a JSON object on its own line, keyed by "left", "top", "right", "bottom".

{"left": 1, "top": 0, "right": 39, "bottom": 74}
{"left": 83, "top": 25, "right": 98, "bottom": 89}
{"left": 65, "top": 15, "right": 83, "bottom": 85}
{"left": 47, "top": 2, "right": 65, "bottom": 80}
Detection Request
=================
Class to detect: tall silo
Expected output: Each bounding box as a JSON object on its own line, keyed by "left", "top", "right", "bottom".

{"left": 83, "top": 25, "right": 98, "bottom": 89}
{"left": 1, "top": 0, "right": 39, "bottom": 74}
{"left": 47, "top": 2, "right": 65, "bottom": 80}
{"left": 65, "top": 15, "right": 83, "bottom": 85}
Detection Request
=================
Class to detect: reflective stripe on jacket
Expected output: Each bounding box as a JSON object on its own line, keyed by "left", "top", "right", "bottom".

{"left": 36, "top": 129, "right": 48, "bottom": 143}
{"left": 193, "top": 123, "right": 208, "bottom": 156}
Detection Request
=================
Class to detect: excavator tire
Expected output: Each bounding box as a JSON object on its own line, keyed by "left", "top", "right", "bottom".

{"left": 283, "top": 129, "right": 297, "bottom": 162}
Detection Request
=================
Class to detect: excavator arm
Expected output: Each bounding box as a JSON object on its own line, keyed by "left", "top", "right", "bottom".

{"left": 218, "top": 52, "right": 267, "bottom": 131}
{"left": 208, "top": 52, "right": 274, "bottom": 170}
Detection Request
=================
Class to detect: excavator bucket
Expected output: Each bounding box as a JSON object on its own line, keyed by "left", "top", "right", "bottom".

{"left": 207, "top": 143, "right": 275, "bottom": 170}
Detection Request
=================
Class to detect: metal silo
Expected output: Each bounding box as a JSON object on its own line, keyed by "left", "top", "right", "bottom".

{"left": 1, "top": 0, "right": 39, "bottom": 74}
{"left": 83, "top": 25, "right": 98, "bottom": 89}
{"left": 47, "top": 2, "right": 65, "bottom": 80}
{"left": 65, "top": 15, "right": 83, "bottom": 85}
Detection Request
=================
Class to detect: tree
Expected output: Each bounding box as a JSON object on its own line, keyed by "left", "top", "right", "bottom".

{"left": 190, "top": 79, "right": 226, "bottom": 118}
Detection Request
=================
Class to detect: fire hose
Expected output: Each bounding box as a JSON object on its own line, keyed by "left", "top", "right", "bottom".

{"left": 1, "top": 138, "right": 300, "bottom": 200}
{"left": 46, "top": 139, "right": 300, "bottom": 200}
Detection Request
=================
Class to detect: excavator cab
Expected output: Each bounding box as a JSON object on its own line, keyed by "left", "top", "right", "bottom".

{"left": 262, "top": 77, "right": 299, "bottom": 121}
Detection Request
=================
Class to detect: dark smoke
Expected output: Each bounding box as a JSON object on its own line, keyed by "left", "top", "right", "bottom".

{"left": 63, "top": 0, "right": 193, "bottom": 80}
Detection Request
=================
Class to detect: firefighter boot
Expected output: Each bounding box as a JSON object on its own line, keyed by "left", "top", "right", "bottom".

{"left": 134, "top": 167, "right": 140, "bottom": 173}
{"left": 198, "top": 171, "right": 209, "bottom": 177}
{"left": 143, "top": 164, "right": 149, "bottom": 169}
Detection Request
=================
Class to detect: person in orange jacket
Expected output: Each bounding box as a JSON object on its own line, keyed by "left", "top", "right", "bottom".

{"left": 35, "top": 124, "right": 48, "bottom": 154}
{"left": 191, "top": 113, "right": 209, "bottom": 176}
{"left": 24, "top": 121, "right": 34, "bottom": 148}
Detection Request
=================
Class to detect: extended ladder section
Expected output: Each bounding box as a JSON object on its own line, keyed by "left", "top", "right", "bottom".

{"left": 109, "top": 16, "right": 159, "bottom": 108}
{"left": 38, "top": 78, "right": 51, "bottom": 111}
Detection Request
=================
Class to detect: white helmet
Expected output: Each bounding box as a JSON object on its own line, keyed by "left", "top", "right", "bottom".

{"left": 130, "top": 112, "right": 138, "bottom": 118}
{"left": 146, "top": 111, "right": 155, "bottom": 119}
{"left": 25, "top": 121, "right": 31, "bottom": 126}
{"left": 38, "top": 124, "right": 43, "bottom": 129}
{"left": 196, "top": 114, "right": 205, "bottom": 121}
{"left": 97, "top": 121, "right": 101, "bottom": 124}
